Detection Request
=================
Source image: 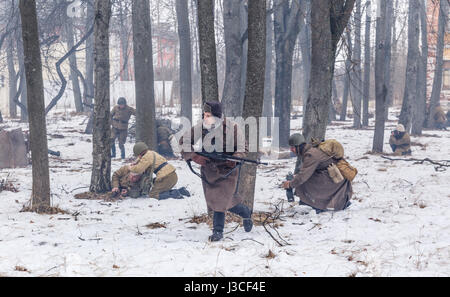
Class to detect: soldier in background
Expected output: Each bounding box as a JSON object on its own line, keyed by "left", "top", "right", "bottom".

{"left": 432, "top": 103, "right": 447, "bottom": 130}
{"left": 111, "top": 97, "right": 135, "bottom": 159}
{"left": 389, "top": 124, "right": 412, "bottom": 156}
{"left": 156, "top": 119, "right": 176, "bottom": 158}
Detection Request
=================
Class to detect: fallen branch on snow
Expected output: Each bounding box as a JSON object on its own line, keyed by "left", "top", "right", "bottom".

{"left": 381, "top": 156, "right": 450, "bottom": 172}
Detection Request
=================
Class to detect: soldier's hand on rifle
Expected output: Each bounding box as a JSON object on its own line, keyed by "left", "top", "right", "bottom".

{"left": 225, "top": 160, "right": 237, "bottom": 168}
{"left": 192, "top": 154, "right": 209, "bottom": 167}
{"left": 282, "top": 181, "right": 291, "bottom": 189}
{"left": 112, "top": 187, "right": 120, "bottom": 194}
{"left": 121, "top": 189, "right": 128, "bottom": 196}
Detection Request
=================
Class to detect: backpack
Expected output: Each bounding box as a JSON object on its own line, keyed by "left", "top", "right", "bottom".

{"left": 315, "top": 139, "right": 358, "bottom": 182}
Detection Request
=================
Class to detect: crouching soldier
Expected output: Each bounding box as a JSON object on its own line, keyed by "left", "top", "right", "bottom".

{"left": 130, "top": 142, "right": 190, "bottom": 200}
{"left": 389, "top": 124, "right": 412, "bottom": 156}
{"left": 433, "top": 103, "right": 447, "bottom": 130}
{"left": 156, "top": 120, "right": 175, "bottom": 158}
{"left": 179, "top": 101, "right": 253, "bottom": 242}
{"left": 282, "top": 134, "right": 353, "bottom": 214}
{"left": 111, "top": 97, "right": 136, "bottom": 159}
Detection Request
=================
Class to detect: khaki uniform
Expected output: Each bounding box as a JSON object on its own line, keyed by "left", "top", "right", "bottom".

{"left": 110, "top": 105, "right": 136, "bottom": 145}
{"left": 180, "top": 119, "right": 248, "bottom": 213}
{"left": 291, "top": 145, "right": 352, "bottom": 211}
{"left": 130, "top": 150, "right": 177, "bottom": 198}
{"left": 112, "top": 165, "right": 132, "bottom": 190}
{"left": 389, "top": 132, "right": 411, "bottom": 156}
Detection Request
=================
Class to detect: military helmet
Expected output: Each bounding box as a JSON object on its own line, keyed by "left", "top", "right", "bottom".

{"left": 133, "top": 142, "right": 148, "bottom": 157}
{"left": 118, "top": 97, "right": 127, "bottom": 105}
{"left": 288, "top": 133, "right": 306, "bottom": 147}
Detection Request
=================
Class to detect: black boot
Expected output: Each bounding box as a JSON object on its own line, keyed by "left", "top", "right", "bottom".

{"left": 229, "top": 204, "right": 253, "bottom": 232}
{"left": 209, "top": 212, "right": 225, "bottom": 242}
{"left": 158, "top": 189, "right": 183, "bottom": 200}
{"left": 119, "top": 144, "right": 125, "bottom": 159}
{"left": 111, "top": 143, "right": 116, "bottom": 158}
{"left": 178, "top": 187, "right": 191, "bottom": 197}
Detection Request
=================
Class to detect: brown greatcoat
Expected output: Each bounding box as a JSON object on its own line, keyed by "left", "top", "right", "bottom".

{"left": 290, "top": 145, "right": 352, "bottom": 211}
{"left": 433, "top": 106, "right": 447, "bottom": 124}
{"left": 180, "top": 119, "right": 248, "bottom": 212}
{"left": 111, "top": 105, "right": 136, "bottom": 130}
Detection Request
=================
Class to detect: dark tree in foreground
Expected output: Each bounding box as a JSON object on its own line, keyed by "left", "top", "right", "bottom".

{"left": 90, "top": 0, "right": 112, "bottom": 193}
{"left": 176, "top": 0, "right": 193, "bottom": 122}
{"left": 132, "top": 0, "right": 157, "bottom": 150}
{"left": 239, "top": 0, "right": 266, "bottom": 211}
{"left": 372, "top": 0, "right": 389, "bottom": 152}
{"left": 197, "top": 0, "right": 219, "bottom": 104}
{"left": 19, "top": 0, "right": 51, "bottom": 212}
{"left": 302, "top": 0, "right": 355, "bottom": 142}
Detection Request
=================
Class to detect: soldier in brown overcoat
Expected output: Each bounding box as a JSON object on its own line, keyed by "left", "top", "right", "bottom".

{"left": 111, "top": 97, "right": 136, "bottom": 159}
{"left": 179, "top": 101, "right": 253, "bottom": 242}
{"left": 433, "top": 104, "right": 447, "bottom": 130}
{"left": 283, "top": 134, "right": 352, "bottom": 214}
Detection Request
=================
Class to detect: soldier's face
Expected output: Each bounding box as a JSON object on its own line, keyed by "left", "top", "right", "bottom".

{"left": 290, "top": 146, "right": 296, "bottom": 154}
{"left": 203, "top": 112, "right": 216, "bottom": 126}
{"left": 119, "top": 104, "right": 126, "bottom": 109}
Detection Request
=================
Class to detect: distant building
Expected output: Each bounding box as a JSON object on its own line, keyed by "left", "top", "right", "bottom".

{"left": 427, "top": 0, "right": 450, "bottom": 107}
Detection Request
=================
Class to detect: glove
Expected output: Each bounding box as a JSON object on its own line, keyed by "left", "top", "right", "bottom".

{"left": 192, "top": 154, "right": 209, "bottom": 167}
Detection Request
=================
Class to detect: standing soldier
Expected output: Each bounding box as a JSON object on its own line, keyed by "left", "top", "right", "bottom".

{"left": 111, "top": 97, "right": 136, "bottom": 159}
{"left": 179, "top": 101, "right": 253, "bottom": 242}
{"left": 389, "top": 124, "right": 412, "bottom": 156}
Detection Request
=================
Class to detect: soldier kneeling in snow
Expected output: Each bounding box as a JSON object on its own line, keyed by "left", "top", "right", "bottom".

{"left": 282, "top": 134, "right": 354, "bottom": 214}
{"left": 389, "top": 124, "right": 412, "bottom": 156}
{"left": 127, "top": 142, "right": 190, "bottom": 200}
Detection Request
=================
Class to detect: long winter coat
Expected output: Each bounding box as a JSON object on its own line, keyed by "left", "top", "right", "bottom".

{"left": 389, "top": 132, "right": 411, "bottom": 156}
{"left": 180, "top": 119, "right": 248, "bottom": 212}
{"left": 290, "top": 145, "right": 352, "bottom": 211}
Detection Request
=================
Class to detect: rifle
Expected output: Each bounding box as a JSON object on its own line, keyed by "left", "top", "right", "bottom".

{"left": 186, "top": 152, "right": 268, "bottom": 195}
{"left": 286, "top": 172, "right": 294, "bottom": 202}
{"left": 195, "top": 152, "right": 268, "bottom": 166}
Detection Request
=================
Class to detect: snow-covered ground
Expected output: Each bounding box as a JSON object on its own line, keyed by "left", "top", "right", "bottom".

{"left": 0, "top": 109, "right": 449, "bottom": 277}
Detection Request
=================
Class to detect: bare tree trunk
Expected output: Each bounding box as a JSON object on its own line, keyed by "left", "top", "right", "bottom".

{"left": 118, "top": 0, "right": 130, "bottom": 81}
{"left": 239, "top": 0, "right": 266, "bottom": 211}
{"left": 303, "top": 0, "right": 355, "bottom": 142}
{"left": 132, "top": 0, "right": 157, "bottom": 150}
{"left": 65, "top": 17, "right": 83, "bottom": 113}
{"left": 90, "top": 0, "right": 112, "bottom": 193}
{"left": 263, "top": 3, "right": 274, "bottom": 137}
{"left": 362, "top": 0, "right": 371, "bottom": 127}
{"left": 372, "top": 0, "right": 388, "bottom": 152}
{"left": 340, "top": 30, "right": 352, "bottom": 121}
{"left": 427, "top": 0, "right": 448, "bottom": 128}
{"left": 273, "top": 0, "right": 301, "bottom": 147}
{"left": 176, "top": 0, "right": 193, "bottom": 122}
{"left": 299, "top": 0, "right": 311, "bottom": 114}
{"left": 352, "top": 0, "right": 362, "bottom": 128}
{"left": 399, "top": 0, "right": 420, "bottom": 132}
{"left": 17, "top": 30, "right": 28, "bottom": 122}
{"left": 7, "top": 38, "right": 17, "bottom": 118}
{"left": 383, "top": 0, "right": 393, "bottom": 120}
{"left": 411, "top": 0, "right": 428, "bottom": 135}
{"left": 85, "top": 0, "right": 95, "bottom": 106}
{"left": 19, "top": 0, "right": 51, "bottom": 212}
{"left": 197, "top": 0, "right": 219, "bottom": 104}
{"left": 222, "top": 0, "right": 242, "bottom": 117}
